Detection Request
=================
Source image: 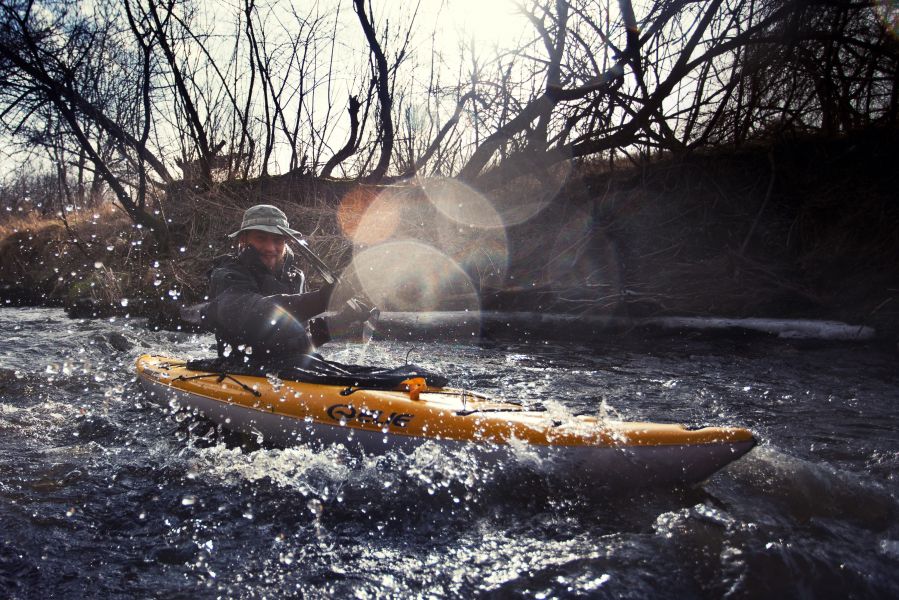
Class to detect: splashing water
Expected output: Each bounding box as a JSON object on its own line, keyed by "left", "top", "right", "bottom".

{"left": 0, "top": 307, "right": 897, "bottom": 597}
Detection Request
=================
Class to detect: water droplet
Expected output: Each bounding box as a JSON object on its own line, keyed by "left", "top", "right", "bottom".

{"left": 266, "top": 373, "right": 283, "bottom": 391}
{"left": 306, "top": 498, "right": 323, "bottom": 516}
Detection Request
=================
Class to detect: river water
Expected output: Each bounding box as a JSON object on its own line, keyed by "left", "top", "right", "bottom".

{"left": 0, "top": 307, "right": 897, "bottom": 598}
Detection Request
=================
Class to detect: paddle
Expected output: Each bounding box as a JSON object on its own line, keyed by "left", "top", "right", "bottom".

{"left": 276, "top": 225, "right": 380, "bottom": 340}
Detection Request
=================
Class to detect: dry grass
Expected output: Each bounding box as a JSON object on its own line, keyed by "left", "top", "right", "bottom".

{"left": 0, "top": 211, "right": 61, "bottom": 239}
{"left": 0, "top": 202, "right": 146, "bottom": 307}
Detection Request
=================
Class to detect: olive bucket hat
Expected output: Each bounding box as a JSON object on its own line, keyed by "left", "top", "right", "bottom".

{"left": 228, "top": 204, "right": 302, "bottom": 238}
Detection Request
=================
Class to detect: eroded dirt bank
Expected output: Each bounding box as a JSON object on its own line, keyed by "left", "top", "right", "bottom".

{"left": 1, "top": 127, "right": 897, "bottom": 339}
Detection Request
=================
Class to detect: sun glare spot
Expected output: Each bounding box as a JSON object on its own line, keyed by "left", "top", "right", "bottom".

{"left": 347, "top": 241, "right": 480, "bottom": 314}
{"left": 436, "top": 0, "right": 524, "bottom": 49}
{"left": 420, "top": 178, "right": 503, "bottom": 229}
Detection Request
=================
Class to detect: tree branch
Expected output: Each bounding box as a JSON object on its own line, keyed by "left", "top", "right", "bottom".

{"left": 353, "top": 0, "right": 393, "bottom": 182}
{"left": 320, "top": 95, "right": 361, "bottom": 178}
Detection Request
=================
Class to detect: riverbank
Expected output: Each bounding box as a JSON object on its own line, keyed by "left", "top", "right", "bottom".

{"left": 1, "top": 127, "right": 897, "bottom": 340}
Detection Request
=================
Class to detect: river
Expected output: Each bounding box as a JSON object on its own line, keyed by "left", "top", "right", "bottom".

{"left": 1, "top": 307, "right": 897, "bottom": 598}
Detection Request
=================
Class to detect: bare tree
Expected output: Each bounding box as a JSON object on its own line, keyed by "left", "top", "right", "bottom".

{"left": 448, "top": 0, "right": 898, "bottom": 183}
{"left": 321, "top": 95, "right": 361, "bottom": 178}
{"left": 2, "top": 0, "right": 896, "bottom": 224}
{"left": 353, "top": 0, "right": 394, "bottom": 182}
{"left": 0, "top": 0, "right": 170, "bottom": 245}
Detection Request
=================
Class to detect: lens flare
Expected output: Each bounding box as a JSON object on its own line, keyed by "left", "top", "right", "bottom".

{"left": 347, "top": 182, "right": 510, "bottom": 292}
{"left": 336, "top": 186, "right": 375, "bottom": 238}
{"left": 583, "top": 231, "right": 623, "bottom": 311}
{"left": 542, "top": 207, "right": 622, "bottom": 308}
{"left": 477, "top": 149, "right": 574, "bottom": 227}
{"left": 420, "top": 178, "right": 504, "bottom": 229}
{"left": 347, "top": 241, "right": 480, "bottom": 314}
{"left": 254, "top": 302, "right": 308, "bottom": 353}
{"left": 338, "top": 186, "right": 402, "bottom": 246}
{"left": 494, "top": 196, "right": 622, "bottom": 311}
{"left": 263, "top": 303, "right": 301, "bottom": 332}
{"left": 433, "top": 224, "right": 508, "bottom": 291}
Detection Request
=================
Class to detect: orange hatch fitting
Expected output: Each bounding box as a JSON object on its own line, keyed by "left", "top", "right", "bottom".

{"left": 398, "top": 377, "right": 428, "bottom": 401}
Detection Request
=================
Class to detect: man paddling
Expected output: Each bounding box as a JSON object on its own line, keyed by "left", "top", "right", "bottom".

{"left": 204, "top": 204, "right": 370, "bottom": 363}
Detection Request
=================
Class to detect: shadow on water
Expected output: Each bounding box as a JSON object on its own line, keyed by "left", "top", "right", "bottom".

{"left": 1, "top": 308, "right": 898, "bottom": 597}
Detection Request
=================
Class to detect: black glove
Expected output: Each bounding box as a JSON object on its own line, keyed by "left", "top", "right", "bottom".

{"left": 326, "top": 298, "right": 378, "bottom": 341}
{"left": 344, "top": 297, "right": 372, "bottom": 317}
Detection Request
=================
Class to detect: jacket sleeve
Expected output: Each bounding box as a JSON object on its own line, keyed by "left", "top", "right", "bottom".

{"left": 266, "top": 286, "right": 331, "bottom": 321}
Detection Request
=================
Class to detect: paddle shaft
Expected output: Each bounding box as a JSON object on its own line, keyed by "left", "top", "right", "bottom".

{"left": 276, "top": 225, "right": 338, "bottom": 286}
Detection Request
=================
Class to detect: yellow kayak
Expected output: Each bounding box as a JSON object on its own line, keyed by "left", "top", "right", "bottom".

{"left": 135, "top": 354, "right": 756, "bottom": 486}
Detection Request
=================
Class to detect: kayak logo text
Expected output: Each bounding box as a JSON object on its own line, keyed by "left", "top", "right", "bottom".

{"left": 326, "top": 403, "right": 414, "bottom": 429}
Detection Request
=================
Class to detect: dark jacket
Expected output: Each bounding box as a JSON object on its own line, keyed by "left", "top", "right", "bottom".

{"left": 205, "top": 246, "right": 331, "bottom": 358}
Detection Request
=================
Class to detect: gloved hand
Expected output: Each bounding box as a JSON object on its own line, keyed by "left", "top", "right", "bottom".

{"left": 317, "top": 279, "right": 336, "bottom": 300}
{"left": 344, "top": 297, "right": 372, "bottom": 319}
{"left": 326, "top": 297, "right": 378, "bottom": 341}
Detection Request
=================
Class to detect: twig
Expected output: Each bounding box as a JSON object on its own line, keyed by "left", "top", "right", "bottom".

{"left": 739, "top": 151, "right": 776, "bottom": 257}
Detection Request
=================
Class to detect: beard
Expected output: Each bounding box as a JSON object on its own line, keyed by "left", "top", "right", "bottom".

{"left": 239, "top": 242, "right": 286, "bottom": 272}
{"left": 259, "top": 252, "right": 284, "bottom": 272}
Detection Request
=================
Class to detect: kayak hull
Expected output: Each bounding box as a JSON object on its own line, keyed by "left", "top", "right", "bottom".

{"left": 136, "top": 354, "right": 756, "bottom": 486}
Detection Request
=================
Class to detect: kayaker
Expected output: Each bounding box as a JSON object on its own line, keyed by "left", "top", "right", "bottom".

{"left": 203, "top": 204, "right": 370, "bottom": 362}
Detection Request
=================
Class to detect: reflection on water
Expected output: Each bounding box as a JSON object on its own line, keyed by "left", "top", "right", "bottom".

{"left": 0, "top": 307, "right": 897, "bottom": 597}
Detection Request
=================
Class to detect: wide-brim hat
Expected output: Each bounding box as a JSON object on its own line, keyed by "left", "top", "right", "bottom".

{"left": 228, "top": 204, "right": 302, "bottom": 238}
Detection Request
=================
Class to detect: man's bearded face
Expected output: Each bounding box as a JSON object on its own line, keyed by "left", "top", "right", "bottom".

{"left": 241, "top": 230, "right": 287, "bottom": 271}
